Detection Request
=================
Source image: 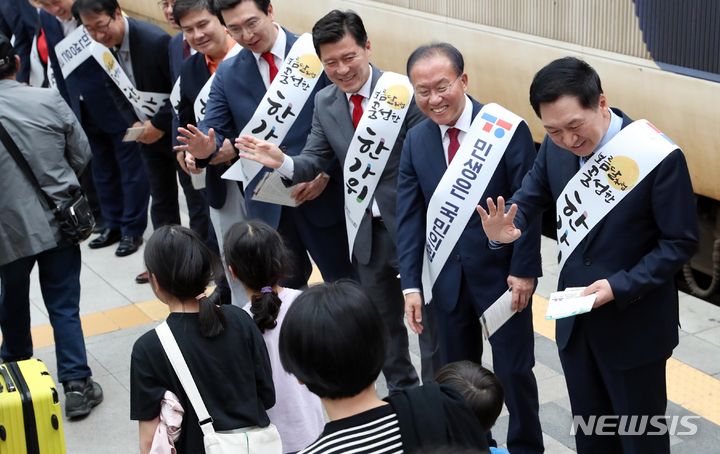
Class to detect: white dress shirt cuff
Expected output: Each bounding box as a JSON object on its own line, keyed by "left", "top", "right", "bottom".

{"left": 277, "top": 154, "right": 295, "bottom": 180}
{"left": 402, "top": 288, "right": 422, "bottom": 296}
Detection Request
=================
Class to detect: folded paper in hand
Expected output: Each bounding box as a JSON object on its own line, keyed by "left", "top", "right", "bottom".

{"left": 251, "top": 171, "right": 299, "bottom": 207}
{"left": 122, "top": 126, "right": 145, "bottom": 142}
{"left": 545, "top": 287, "right": 596, "bottom": 320}
{"left": 479, "top": 289, "right": 515, "bottom": 340}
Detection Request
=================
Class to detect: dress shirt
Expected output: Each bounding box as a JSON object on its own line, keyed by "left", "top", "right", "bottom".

{"left": 115, "top": 17, "right": 135, "bottom": 85}
{"left": 60, "top": 16, "right": 78, "bottom": 37}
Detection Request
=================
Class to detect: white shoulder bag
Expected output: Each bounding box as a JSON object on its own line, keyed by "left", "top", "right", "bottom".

{"left": 155, "top": 321, "right": 282, "bottom": 453}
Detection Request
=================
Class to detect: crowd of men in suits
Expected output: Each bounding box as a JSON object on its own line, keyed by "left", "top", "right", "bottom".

{"left": 2, "top": 0, "right": 698, "bottom": 453}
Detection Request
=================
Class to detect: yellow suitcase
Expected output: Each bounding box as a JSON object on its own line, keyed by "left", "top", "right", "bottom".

{"left": 0, "top": 359, "right": 66, "bottom": 454}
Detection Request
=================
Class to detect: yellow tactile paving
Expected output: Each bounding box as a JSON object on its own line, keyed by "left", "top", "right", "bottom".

{"left": 135, "top": 300, "right": 169, "bottom": 321}
{"left": 532, "top": 294, "right": 720, "bottom": 425}
{"left": 81, "top": 311, "right": 121, "bottom": 338}
{"left": 667, "top": 358, "right": 720, "bottom": 425}
{"left": 103, "top": 304, "right": 152, "bottom": 329}
{"left": 532, "top": 295, "right": 556, "bottom": 339}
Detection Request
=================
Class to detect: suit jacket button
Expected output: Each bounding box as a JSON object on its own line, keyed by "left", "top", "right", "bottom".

{"left": 584, "top": 258, "right": 592, "bottom": 266}
{"left": 455, "top": 254, "right": 461, "bottom": 261}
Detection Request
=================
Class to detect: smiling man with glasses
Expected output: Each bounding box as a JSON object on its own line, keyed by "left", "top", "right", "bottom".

{"left": 175, "top": 0, "right": 355, "bottom": 305}
{"left": 396, "top": 42, "right": 544, "bottom": 454}
{"left": 74, "top": 0, "right": 182, "bottom": 267}
{"left": 38, "top": 0, "right": 151, "bottom": 261}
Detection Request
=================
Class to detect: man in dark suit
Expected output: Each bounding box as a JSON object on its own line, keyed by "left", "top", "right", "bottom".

{"left": 161, "top": 0, "right": 212, "bottom": 251}
{"left": 397, "top": 43, "right": 543, "bottom": 453}
{"left": 479, "top": 57, "right": 699, "bottom": 454}
{"left": 0, "top": 0, "right": 38, "bottom": 83}
{"left": 172, "top": 0, "right": 239, "bottom": 305}
{"left": 176, "top": 0, "right": 354, "bottom": 299}
{"left": 76, "top": 0, "right": 179, "bottom": 260}
{"left": 236, "top": 10, "right": 424, "bottom": 392}
{"left": 38, "top": 0, "right": 150, "bottom": 257}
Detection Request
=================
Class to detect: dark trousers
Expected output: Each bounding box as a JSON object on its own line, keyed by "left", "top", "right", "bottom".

{"left": 293, "top": 207, "right": 356, "bottom": 282}
{"left": 176, "top": 163, "right": 212, "bottom": 245}
{"left": 276, "top": 207, "right": 356, "bottom": 289}
{"left": 355, "top": 219, "right": 419, "bottom": 393}
{"left": 140, "top": 138, "right": 180, "bottom": 229}
{"left": 83, "top": 118, "right": 149, "bottom": 237}
{"left": 0, "top": 245, "right": 91, "bottom": 383}
{"left": 560, "top": 318, "right": 670, "bottom": 454}
{"left": 433, "top": 275, "right": 543, "bottom": 454}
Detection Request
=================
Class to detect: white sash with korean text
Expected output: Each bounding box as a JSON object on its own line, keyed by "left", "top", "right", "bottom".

{"left": 54, "top": 25, "right": 94, "bottom": 79}
{"left": 222, "top": 33, "right": 324, "bottom": 185}
{"left": 343, "top": 72, "right": 413, "bottom": 257}
{"left": 193, "top": 43, "right": 242, "bottom": 122}
{"left": 555, "top": 120, "right": 677, "bottom": 271}
{"left": 421, "top": 103, "right": 523, "bottom": 304}
{"left": 91, "top": 45, "right": 170, "bottom": 122}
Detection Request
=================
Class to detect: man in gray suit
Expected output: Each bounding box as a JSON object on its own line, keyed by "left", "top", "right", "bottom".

{"left": 238, "top": 10, "right": 429, "bottom": 391}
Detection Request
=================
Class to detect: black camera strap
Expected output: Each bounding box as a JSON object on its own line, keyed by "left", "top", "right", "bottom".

{"left": 0, "top": 121, "right": 59, "bottom": 213}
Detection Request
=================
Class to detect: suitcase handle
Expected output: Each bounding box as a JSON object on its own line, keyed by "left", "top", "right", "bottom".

{"left": 0, "top": 364, "right": 15, "bottom": 392}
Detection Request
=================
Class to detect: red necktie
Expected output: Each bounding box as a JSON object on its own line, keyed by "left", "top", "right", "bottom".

{"left": 182, "top": 40, "right": 190, "bottom": 59}
{"left": 447, "top": 127, "right": 460, "bottom": 163}
{"left": 261, "top": 51, "right": 278, "bottom": 82}
{"left": 350, "top": 94, "right": 364, "bottom": 129}
{"left": 37, "top": 28, "right": 49, "bottom": 66}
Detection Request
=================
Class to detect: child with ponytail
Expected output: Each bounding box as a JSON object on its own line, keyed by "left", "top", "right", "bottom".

{"left": 130, "top": 225, "right": 276, "bottom": 454}
{"left": 224, "top": 220, "right": 325, "bottom": 454}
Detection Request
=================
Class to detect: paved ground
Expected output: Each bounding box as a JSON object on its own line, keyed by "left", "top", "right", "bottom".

{"left": 10, "top": 206, "right": 720, "bottom": 453}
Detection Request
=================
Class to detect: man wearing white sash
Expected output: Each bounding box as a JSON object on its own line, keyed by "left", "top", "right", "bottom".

{"left": 38, "top": 0, "right": 150, "bottom": 257}
{"left": 173, "top": 0, "right": 244, "bottom": 305}
{"left": 176, "top": 0, "right": 353, "bottom": 300}
{"left": 397, "top": 44, "right": 543, "bottom": 454}
{"left": 237, "top": 10, "right": 424, "bottom": 392}
{"left": 479, "top": 57, "right": 698, "bottom": 454}
{"left": 76, "top": 0, "right": 179, "bottom": 260}
{"left": 160, "top": 0, "right": 213, "bottom": 265}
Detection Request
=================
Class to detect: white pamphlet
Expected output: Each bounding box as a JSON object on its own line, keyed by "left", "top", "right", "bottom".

{"left": 479, "top": 289, "right": 515, "bottom": 340}
{"left": 545, "top": 287, "right": 596, "bottom": 320}
{"left": 122, "top": 126, "right": 145, "bottom": 142}
{"left": 251, "top": 171, "right": 299, "bottom": 207}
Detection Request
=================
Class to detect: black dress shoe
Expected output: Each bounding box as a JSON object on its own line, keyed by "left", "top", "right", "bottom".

{"left": 88, "top": 228, "right": 121, "bottom": 249}
{"left": 135, "top": 271, "right": 149, "bottom": 284}
{"left": 115, "top": 236, "right": 143, "bottom": 257}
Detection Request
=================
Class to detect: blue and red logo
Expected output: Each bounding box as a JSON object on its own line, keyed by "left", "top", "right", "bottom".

{"left": 646, "top": 121, "right": 676, "bottom": 146}
{"left": 481, "top": 113, "right": 513, "bottom": 138}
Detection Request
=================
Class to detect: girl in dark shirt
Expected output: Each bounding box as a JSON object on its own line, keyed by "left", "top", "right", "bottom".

{"left": 130, "top": 225, "right": 275, "bottom": 454}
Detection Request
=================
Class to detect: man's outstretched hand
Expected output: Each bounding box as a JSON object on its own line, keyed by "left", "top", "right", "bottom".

{"left": 235, "top": 135, "right": 285, "bottom": 170}
{"left": 175, "top": 124, "right": 216, "bottom": 159}
{"left": 476, "top": 196, "right": 522, "bottom": 243}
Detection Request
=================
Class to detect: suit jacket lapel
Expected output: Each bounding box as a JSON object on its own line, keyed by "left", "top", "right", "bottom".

{"left": 328, "top": 87, "right": 355, "bottom": 149}
{"left": 239, "top": 50, "right": 266, "bottom": 105}
{"left": 328, "top": 66, "right": 384, "bottom": 154}
{"left": 126, "top": 19, "right": 139, "bottom": 83}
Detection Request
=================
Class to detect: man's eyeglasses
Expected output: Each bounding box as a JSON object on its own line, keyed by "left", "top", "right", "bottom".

{"left": 415, "top": 75, "right": 462, "bottom": 99}
{"left": 84, "top": 17, "right": 114, "bottom": 35}
{"left": 226, "top": 17, "right": 262, "bottom": 38}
